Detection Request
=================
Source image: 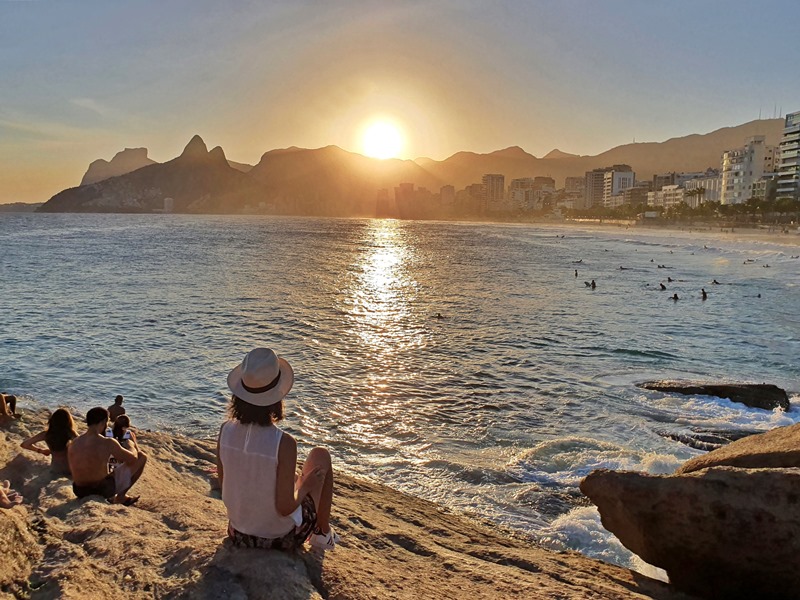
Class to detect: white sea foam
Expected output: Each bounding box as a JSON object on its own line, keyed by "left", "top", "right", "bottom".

{"left": 538, "top": 506, "right": 669, "bottom": 582}
{"left": 506, "top": 437, "right": 683, "bottom": 487}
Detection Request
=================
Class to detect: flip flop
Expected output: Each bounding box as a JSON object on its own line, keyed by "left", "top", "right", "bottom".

{"left": 122, "top": 496, "right": 139, "bottom": 507}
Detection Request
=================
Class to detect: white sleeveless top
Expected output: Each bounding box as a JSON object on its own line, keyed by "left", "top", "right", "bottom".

{"left": 219, "top": 421, "right": 302, "bottom": 538}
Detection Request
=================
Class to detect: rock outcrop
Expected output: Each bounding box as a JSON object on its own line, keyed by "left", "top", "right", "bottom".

{"left": 0, "top": 410, "right": 689, "bottom": 599}
{"left": 581, "top": 423, "right": 800, "bottom": 599}
{"left": 637, "top": 381, "right": 790, "bottom": 411}
{"left": 80, "top": 147, "right": 156, "bottom": 186}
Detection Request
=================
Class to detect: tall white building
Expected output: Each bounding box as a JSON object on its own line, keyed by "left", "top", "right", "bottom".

{"left": 777, "top": 111, "right": 800, "bottom": 200}
{"left": 720, "top": 136, "right": 778, "bottom": 205}
{"left": 602, "top": 168, "right": 635, "bottom": 206}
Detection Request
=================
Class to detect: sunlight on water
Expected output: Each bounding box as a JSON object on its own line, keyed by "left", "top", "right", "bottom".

{"left": 1, "top": 214, "right": 798, "bottom": 569}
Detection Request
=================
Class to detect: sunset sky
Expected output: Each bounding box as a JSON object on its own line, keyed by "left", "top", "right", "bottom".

{"left": 1, "top": 0, "right": 799, "bottom": 204}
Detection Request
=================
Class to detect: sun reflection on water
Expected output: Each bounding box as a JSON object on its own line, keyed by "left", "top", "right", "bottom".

{"left": 346, "top": 219, "right": 423, "bottom": 357}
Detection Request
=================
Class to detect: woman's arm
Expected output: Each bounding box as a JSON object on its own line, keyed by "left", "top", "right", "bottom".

{"left": 20, "top": 431, "right": 50, "bottom": 456}
{"left": 275, "top": 433, "right": 301, "bottom": 516}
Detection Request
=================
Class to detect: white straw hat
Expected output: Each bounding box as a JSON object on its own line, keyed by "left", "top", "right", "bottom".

{"left": 227, "top": 348, "right": 294, "bottom": 407}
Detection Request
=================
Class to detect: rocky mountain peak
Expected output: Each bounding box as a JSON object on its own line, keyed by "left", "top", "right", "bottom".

{"left": 180, "top": 135, "right": 209, "bottom": 159}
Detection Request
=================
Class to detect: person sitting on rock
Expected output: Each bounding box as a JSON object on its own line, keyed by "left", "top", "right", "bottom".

{"left": 1, "top": 393, "right": 18, "bottom": 422}
{"left": 0, "top": 480, "right": 23, "bottom": 508}
{"left": 68, "top": 407, "right": 147, "bottom": 506}
{"left": 112, "top": 415, "right": 138, "bottom": 453}
{"left": 217, "top": 347, "right": 338, "bottom": 551}
{"left": 20, "top": 408, "right": 78, "bottom": 477}
{"left": 108, "top": 395, "right": 126, "bottom": 422}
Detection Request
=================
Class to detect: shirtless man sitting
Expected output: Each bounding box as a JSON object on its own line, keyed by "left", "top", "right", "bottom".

{"left": 68, "top": 407, "right": 147, "bottom": 506}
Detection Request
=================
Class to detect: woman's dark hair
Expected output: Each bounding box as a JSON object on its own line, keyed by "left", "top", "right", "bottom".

{"left": 113, "top": 414, "right": 131, "bottom": 441}
{"left": 45, "top": 408, "right": 78, "bottom": 452}
{"left": 227, "top": 395, "right": 284, "bottom": 426}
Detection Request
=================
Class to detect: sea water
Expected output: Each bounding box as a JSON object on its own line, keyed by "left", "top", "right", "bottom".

{"left": 1, "top": 213, "right": 799, "bottom": 571}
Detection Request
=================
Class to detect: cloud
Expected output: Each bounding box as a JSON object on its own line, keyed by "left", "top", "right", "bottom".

{"left": 70, "top": 97, "right": 116, "bottom": 118}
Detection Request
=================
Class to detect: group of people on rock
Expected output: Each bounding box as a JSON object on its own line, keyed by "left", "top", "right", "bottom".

{"left": 1, "top": 346, "right": 340, "bottom": 553}
{"left": 13, "top": 394, "right": 148, "bottom": 506}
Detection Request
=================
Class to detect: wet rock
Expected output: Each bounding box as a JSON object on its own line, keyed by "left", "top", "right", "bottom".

{"left": 638, "top": 380, "right": 790, "bottom": 411}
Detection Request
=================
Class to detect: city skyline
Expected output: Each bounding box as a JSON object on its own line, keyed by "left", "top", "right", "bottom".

{"left": 2, "top": 0, "right": 800, "bottom": 203}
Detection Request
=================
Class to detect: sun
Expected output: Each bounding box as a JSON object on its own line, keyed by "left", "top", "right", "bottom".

{"left": 361, "top": 120, "right": 404, "bottom": 159}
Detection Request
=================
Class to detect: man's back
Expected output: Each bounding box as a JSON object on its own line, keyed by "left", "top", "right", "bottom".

{"left": 108, "top": 404, "right": 125, "bottom": 421}
{"left": 68, "top": 432, "right": 112, "bottom": 485}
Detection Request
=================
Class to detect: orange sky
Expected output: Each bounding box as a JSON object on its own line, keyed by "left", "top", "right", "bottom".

{"left": 1, "top": 1, "right": 799, "bottom": 203}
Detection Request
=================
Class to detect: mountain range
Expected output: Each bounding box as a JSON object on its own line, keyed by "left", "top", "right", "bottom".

{"left": 39, "top": 119, "right": 784, "bottom": 215}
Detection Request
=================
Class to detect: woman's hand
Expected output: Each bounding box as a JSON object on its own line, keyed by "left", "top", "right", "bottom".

{"left": 40, "top": 448, "right": 51, "bottom": 457}
{"left": 297, "top": 466, "right": 326, "bottom": 496}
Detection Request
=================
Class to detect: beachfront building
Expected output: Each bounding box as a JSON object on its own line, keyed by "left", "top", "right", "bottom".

{"left": 440, "top": 185, "right": 455, "bottom": 211}
{"left": 583, "top": 164, "right": 632, "bottom": 209}
{"left": 482, "top": 174, "right": 506, "bottom": 212}
{"left": 583, "top": 168, "right": 607, "bottom": 209}
{"left": 602, "top": 167, "right": 635, "bottom": 206}
{"left": 777, "top": 111, "right": 800, "bottom": 200}
{"left": 720, "top": 136, "right": 778, "bottom": 205}
{"left": 564, "top": 176, "right": 584, "bottom": 196}
{"left": 647, "top": 185, "right": 686, "bottom": 210}
{"left": 683, "top": 169, "right": 722, "bottom": 205}
{"left": 752, "top": 175, "right": 778, "bottom": 202}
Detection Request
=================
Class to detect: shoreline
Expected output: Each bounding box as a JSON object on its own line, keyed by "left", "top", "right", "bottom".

{"left": 0, "top": 408, "right": 690, "bottom": 599}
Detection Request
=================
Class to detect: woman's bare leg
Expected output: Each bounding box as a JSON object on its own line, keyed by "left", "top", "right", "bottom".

{"left": 301, "top": 447, "right": 333, "bottom": 533}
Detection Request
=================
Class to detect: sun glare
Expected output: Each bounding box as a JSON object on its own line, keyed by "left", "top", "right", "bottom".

{"left": 361, "top": 120, "right": 404, "bottom": 160}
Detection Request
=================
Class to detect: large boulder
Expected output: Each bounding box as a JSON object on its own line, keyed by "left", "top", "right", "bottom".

{"left": 581, "top": 423, "right": 800, "bottom": 598}
{"left": 581, "top": 467, "right": 800, "bottom": 599}
{"left": 638, "top": 381, "right": 790, "bottom": 411}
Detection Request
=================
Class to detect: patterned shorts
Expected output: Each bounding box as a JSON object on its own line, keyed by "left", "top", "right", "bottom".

{"left": 228, "top": 495, "right": 317, "bottom": 551}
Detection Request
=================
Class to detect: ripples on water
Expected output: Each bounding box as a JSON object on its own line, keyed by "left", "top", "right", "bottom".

{"left": 2, "top": 214, "right": 799, "bottom": 568}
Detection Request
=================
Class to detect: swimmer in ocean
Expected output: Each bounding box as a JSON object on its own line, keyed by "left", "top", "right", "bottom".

{"left": 660, "top": 283, "right": 667, "bottom": 290}
{"left": 702, "top": 289, "right": 707, "bottom": 300}
{"left": 712, "top": 279, "right": 720, "bottom": 285}
{"left": 672, "top": 293, "right": 679, "bottom": 301}
{"left": 591, "top": 279, "right": 596, "bottom": 290}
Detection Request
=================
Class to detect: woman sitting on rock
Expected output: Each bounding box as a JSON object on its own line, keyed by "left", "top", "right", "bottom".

{"left": 20, "top": 408, "right": 78, "bottom": 477}
{"left": 217, "top": 347, "right": 338, "bottom": 551}
{"left": 112, "top": 415, "right": 138, "bottom": 453}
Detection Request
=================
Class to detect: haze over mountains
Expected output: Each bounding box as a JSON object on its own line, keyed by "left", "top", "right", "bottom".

{"left": 40, "top": 119, "right": 784, "bottom": 215}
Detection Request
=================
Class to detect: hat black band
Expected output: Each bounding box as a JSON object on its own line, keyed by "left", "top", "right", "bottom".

{"left": 242, "top": 372, "right": 281, "bottom": 394}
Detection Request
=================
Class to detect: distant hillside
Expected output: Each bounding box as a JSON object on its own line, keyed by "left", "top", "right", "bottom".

{"left": 542, "top": 149, "right": 580, "bottom": 160}
{"left": 40, "top": 136, "right": 260, "bottom": 213}
{"left": 0, "top": 202, "right": 43, "bottom": 213}
{"left": 248, "top": 145, "right": 441, "bottom": 216}
{"left": 81, "top": 148, "right": 156, "bottom": 186}
{"left": 417, "top": 119, "right": 784, "bottom": 188}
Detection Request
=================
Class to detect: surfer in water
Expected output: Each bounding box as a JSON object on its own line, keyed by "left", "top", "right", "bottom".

{"left": 591, "top": 279, "right": 596, "bottom": 290}
{"left": 660, "top": 283, "right": 667, "bottom": 291}
{"left": 672, "top": 293, "right": 679, "bottom": 301}
{"left": 702, "top": 289, "right": 707, "bottom": 300}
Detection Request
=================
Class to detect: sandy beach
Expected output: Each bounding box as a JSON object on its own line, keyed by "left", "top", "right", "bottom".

{"left": 559, "top": 220, "right": 800, "bottom": 248}
{"left": 0, "top": 409, "right": 694, "bottom": 600}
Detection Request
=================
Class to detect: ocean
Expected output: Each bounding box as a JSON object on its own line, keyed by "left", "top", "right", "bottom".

{"left": 2, "top": 213, "right": 799, "bottom": 572}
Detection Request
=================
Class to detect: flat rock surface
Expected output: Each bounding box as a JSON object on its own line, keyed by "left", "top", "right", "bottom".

{"left": 0, "top": 411, "right": 690, "bottom": 600}
{"left": 677, "top": 421, "right": 800, "bottom": 474}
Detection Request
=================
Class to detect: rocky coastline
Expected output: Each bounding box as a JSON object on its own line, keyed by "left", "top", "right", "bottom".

{"left": 0, "top": 410, "right": 689, "bottom": 600}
